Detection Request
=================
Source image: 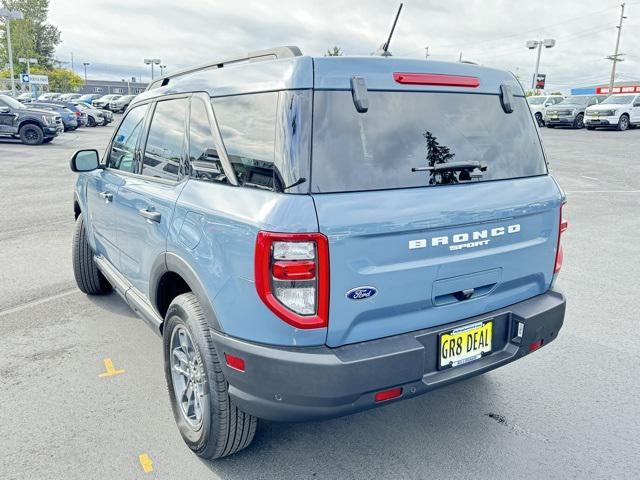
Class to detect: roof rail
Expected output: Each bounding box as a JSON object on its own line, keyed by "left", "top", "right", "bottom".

{"left": 146, "top": 46, "right": 303, "bottom": 91}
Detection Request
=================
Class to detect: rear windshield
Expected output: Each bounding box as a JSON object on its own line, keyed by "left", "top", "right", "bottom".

{"left": 311, "top": 91, "right": 547, "bottom": 193}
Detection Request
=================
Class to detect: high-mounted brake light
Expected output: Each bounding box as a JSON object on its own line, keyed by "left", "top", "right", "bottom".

{"left": 393, "top": 72, "right": 480, "bottom": 88}
{"left": 255, "top": 231, "right": 329, "bottom": 329}
{"left": 554, "top": 203, "right": 568, "bottom": 274}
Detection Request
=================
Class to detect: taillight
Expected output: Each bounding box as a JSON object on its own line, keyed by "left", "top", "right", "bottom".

{"left": 255, "top": 231, "right": 329, "bottom": 329}
{"left": 75, "top": 111, "right": 81, "bottom": 116}
{"left": 554, "top": 203, "right": 568, "bottom": 274}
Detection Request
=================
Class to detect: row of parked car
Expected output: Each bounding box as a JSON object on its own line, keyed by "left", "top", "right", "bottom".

{"left": 527, "top": 93, "right": 640, "bottom": 131}
{"left": 0, "top": 92, "right": 120, "bottom": 145}
{"left": 12, "top": 91, "right": 137, "bottom": 113}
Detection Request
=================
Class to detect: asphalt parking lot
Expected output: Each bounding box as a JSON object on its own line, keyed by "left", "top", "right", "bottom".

{"left": 1, "top": 124, "right": 639, "bottom": 480}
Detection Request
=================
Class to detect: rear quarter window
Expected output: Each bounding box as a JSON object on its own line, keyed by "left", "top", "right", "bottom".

{"left": 311, "top": 91, "right": 547, "bottom": 193}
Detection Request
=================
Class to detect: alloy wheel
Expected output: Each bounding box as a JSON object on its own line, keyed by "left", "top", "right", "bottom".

{"left": 170, "top": 326, "right": 206, "bottom": 430}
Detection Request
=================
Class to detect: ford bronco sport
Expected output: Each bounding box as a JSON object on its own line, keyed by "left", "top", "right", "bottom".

{"left": 70, "top": 46, "right": 567, "bottom": 459}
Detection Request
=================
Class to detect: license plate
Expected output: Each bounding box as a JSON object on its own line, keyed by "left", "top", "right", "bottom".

{"left": 549, "top": 115, "right": 558, "bottom": 120}
{"left": 439, "top": 320, "right": 492, "bottom": 369}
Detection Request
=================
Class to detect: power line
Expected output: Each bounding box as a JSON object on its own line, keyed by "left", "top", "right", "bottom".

{"left": 428, "top": 5, "right": 620, "bottom": 51}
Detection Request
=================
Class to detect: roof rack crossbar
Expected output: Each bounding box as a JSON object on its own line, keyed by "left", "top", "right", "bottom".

{"left": 147, "top": 46, "right": 302, "bottom": 90}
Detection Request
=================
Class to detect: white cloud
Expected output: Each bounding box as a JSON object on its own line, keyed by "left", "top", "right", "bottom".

{"left": 49, "top": 0, "right": 640, "bottom": 91}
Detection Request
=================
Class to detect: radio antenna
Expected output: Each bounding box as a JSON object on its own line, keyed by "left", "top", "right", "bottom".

{"left": 375, "top": 3, "right": 403, "bottom": 57}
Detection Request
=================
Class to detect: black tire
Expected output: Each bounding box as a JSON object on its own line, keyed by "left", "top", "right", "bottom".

{"left": 573, "top": 113, "right": 584, "bottom": 129}
{"left": 42, "top": 137, "right": 53, "bottom": 144}
{"left": 163, "top": 293, "right": 257, "bottom": 460}
{"left": 87, "top": 116, "right": 97, "bottom": 127}
{"left": 617, "top": 114, "right": 630, "bottom": 131}
{"left": 19, "top": 124, "right": 44, "bottom": 145}
{"left": 101, "top": 119, "right": 108, "bottom": 126}
{"left": 535, "top": 112, "right": 544, "bottom": 127}
{"left": 72, "top": 215, "right": 112, "bottom": 295}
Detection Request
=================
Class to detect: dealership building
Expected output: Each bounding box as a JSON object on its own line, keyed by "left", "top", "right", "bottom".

{"left": 571, "top": 80, "right": 640, "bottom": 95}
{"left": 77, "top": 79, "right": 148, "bottom": 95}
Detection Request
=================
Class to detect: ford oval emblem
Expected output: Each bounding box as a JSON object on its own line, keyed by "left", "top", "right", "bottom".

{"left": 346, "top": 286, "right": 377, "bottom": 301}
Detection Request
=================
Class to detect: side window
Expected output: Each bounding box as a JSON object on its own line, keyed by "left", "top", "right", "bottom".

{"left": 588, "top": 97, "right": 598, "bottom": 106}
{"left": 142, "top": 98, "right": 188, "bottom": 181}
{"left": 212, "top": 92, "right": 278, "bottom": 190}
{"left": 188, "top": 97, "right": 226, "bottom": 183}
{"left": 108, "top": 104, "right": 149, "bottom": 173}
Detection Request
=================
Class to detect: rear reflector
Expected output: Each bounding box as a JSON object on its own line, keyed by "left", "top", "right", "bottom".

{"left": 374, "top": 387, "right": 403, "bottom": 403}
{"left": 393, "top": 72, "right": 480, "bottom": 88}
{"left": 529, "top": 340, "right": 543, "bottom": 352}
{"left": 224, "top": 353, "right": 245, "bottom": 372}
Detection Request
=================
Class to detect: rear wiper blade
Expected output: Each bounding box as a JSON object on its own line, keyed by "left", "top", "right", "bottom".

{"left": 411, "top": 161, "right": 487, "bottom": 174}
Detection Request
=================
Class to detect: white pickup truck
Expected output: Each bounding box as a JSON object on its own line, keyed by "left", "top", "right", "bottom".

{"left": 585, "top": 93, "right": 640, "bottom": 131}
{"left": 527, "top": 95, "right": 565, "bottom": 126}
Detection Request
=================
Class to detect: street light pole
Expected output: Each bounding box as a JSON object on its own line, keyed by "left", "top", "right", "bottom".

{"left": 526, "top": 39, "right": 556, "bottom": 90}
{"left": 18, "top": 57, "right": 37, "bottom": 92}
{"left": 144, "top": 58, "right": 162, "bottom": 81}
{"left": 83, "top": 62, "right": 90, "bottom": 83}
{"left": 0, "top": 8, "right": 24, "bottom": 96}
{"left": 159, "top": 64, "right": 166, "bottom": 76}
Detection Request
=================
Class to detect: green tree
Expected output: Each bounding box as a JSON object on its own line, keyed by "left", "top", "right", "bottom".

{"left": 29, "top": 66, "right": 82, "bottom": 92}
{"left": 325, "top": 46, "right": 343, "bottom": 56}
{"left": 0, "top": 0, "right": 60, "bottom": 69}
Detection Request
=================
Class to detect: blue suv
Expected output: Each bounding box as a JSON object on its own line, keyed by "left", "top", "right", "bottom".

{"left": 70, "top": 46, "right": 567, "bottom": 459}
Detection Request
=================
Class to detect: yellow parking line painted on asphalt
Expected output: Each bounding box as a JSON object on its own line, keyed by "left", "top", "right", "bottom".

{"left": 98, "top": 358, "right": 125, "bottom": 377}
{"left": 139, "top": 453, "right": 153, "bottom": 473}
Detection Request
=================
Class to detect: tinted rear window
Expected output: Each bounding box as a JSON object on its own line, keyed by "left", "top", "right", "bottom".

{"left": 311, "top": 91, "right": 547, "bottom": 193}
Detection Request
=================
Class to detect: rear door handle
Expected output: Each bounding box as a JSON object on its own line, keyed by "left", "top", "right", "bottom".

{"left": 138, "top": 208, "right": 161, "bottom": 223}
{"left": 98, "top": 191, "right": 113, "bottom": 202}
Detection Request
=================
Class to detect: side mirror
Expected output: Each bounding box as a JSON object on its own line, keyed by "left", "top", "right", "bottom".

{"left": 544, "top": 102, "right": 552, "bottom": 107}
{"left": 0, "top": 106, "right": 9, "bottom": 113}
{"left": 70, "top": 149, "right": 101, "bottom": 172}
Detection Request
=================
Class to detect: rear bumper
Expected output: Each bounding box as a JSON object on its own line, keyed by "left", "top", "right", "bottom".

{"left": 212, "top": 290, "right": 566, "bottom": 422}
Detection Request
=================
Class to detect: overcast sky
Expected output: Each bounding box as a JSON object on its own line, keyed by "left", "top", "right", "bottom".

{"left": 49, "top": 0, "right": 640, "bottom": 92}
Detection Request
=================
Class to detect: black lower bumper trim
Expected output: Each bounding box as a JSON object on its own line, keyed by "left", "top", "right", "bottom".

{"left": 211, "top": 290, "right": 566, "bottom": 422}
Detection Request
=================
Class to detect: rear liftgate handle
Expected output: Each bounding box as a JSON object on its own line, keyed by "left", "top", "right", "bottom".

{"left": 453, "top": 288, "right": 475, "bottom": 301}
{"left": 138, "top": 208, "right": 161, "bottom": 224}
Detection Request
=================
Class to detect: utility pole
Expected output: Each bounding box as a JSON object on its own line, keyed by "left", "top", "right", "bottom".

{"left": 424, "top": 46, "right": 430, "bottom": 59}
{"left": 607, "top": 2, "right": 626, "bottom": 93}
{"left": 458, "top": 51, "right": 463, "bottom": 62}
